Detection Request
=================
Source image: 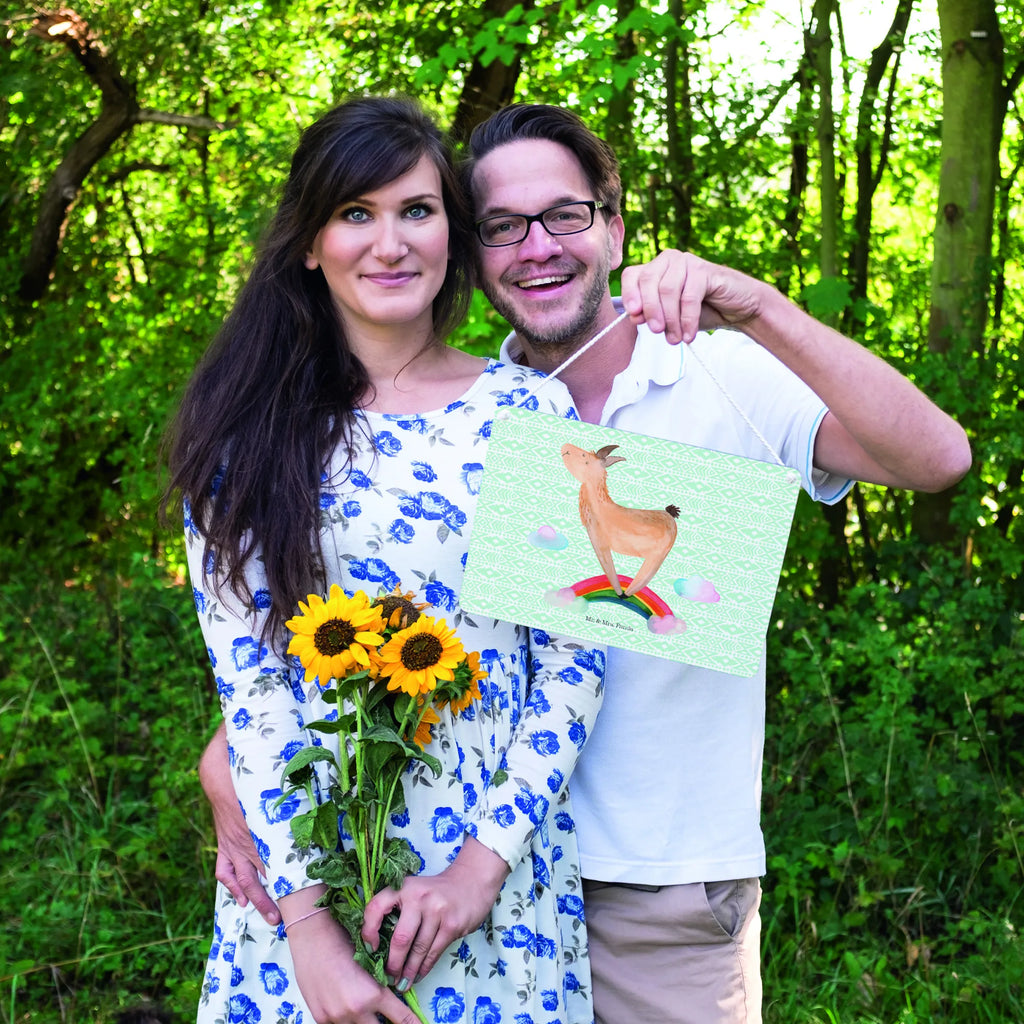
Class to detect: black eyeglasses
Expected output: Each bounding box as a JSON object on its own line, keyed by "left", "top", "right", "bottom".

{"left": 474, "top": 200, "right": 607, "bottom": 247}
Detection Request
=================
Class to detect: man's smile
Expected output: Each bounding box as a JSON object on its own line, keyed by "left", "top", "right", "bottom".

{"left": 515, "top": 274, "right": 574, "bottom": 290}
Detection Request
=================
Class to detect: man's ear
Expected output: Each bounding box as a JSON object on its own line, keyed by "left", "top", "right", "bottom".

{"left": 607, "top": 213, "right": 625, "bottom": 271}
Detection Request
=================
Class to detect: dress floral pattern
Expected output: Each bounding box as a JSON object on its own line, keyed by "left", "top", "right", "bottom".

{"left": 188, "top": 360, "right": 605, "bottom": 1024}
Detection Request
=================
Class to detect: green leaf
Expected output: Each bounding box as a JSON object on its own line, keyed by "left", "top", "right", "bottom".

{"left": 472, "top": 27, "right": 496, "bottom": 56}
{"left": 413, "top": 749, "right": 443, "bottom": 777}
{"left": 281, "top": 744, "right": 338, "bottom": 786}
{"left": 363, "top": 722, "right": 406, "bottom": 745}
{"left": 353, "top": 943, "right": 388, "bottom": 984}
{"left": 333, "top": 900, "right": 370, "bottom": 951}
{"left": 308, "top": 849, "right": 362, "bottom": 890}
{"left": 380, "top": 837, "right": 422, "bottom": 890}
{"left": 289, "top": 809, "right": 317, "bottom": 848}
{"left": 364, "top": 682, "right": 398, "bottom": 714}
{"left": 801, "top": 276, "right": 853, "bottom": 320}
{"left": 301, "top": 716, "right": 350, "bottom": 734}
{"left": 312, "top": 800, "right": 341, "bottom": 850}
{"left": 439, "top": 42, "right": 467, "bottom": 64}
{"left": 364, "top": 740, "right": 409, "bottom": 784}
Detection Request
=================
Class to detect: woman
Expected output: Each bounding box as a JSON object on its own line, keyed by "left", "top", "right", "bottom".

{"left": 164, "top": 97, "right": 604, "bottom": 1024}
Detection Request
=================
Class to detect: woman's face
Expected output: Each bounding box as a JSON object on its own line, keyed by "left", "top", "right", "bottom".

{"left": 305, "top": 155, "right": 451, "bottom": 339}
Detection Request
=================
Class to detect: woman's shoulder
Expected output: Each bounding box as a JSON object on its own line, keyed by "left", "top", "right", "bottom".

{"left": 481, "top": 359, "right": 579, "bottom": 419}
{"left": 483, "top": 356, "right": 546, "bottom": 382}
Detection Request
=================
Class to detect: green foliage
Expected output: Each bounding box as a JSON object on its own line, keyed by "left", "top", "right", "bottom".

{"left": 762, "top": 544, "right": 1024, "bottom": 1022}
{"left": 802, "top": 276, "right": 855, "bottom": 321}
{"left": 0, "top": 557, "right": 215, "bottom": 1021}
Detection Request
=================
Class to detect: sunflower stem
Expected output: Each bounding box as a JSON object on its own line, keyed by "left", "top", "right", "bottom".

{"left": 402, "top": 984, "right": 429, "bottom": 1024}
{"left": 374, "top": 764, "right": 403, "bottom": 875}
{"left": 336, "top": 715, "right": 351, "bottom": 793}
{"left": 375, "top": 696, "right": 433, "bottom": 871}
{"left": 351, "top": 691, "right": 375, "bottom": 905}
{"left": 303, "top": 778, "right": 318, "bottom": 819}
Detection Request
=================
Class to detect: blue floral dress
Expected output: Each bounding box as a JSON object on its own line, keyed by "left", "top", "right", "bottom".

{"left": 188, "top": 360, "right": 605, "bottom": 1024}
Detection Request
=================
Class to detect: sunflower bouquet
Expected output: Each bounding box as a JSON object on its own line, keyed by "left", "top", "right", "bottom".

{"left": 278, "top": 583, "right": 485, "bottom": 1020}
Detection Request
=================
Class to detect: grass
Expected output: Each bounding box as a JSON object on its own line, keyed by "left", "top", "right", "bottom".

{"left": 1, "top": 559, "right": 214, "bottom": 1023}
{"left": 1, "top": 548, "right": 1021, "bottom": 1023}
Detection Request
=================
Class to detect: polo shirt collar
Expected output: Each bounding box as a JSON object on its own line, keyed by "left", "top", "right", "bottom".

{"left": 598, "top": 298, "right": 687, "bottom": 420}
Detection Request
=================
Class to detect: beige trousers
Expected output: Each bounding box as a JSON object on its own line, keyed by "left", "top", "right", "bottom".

{"left": 582, "top": 878, "right": 762, "bottom": 1024}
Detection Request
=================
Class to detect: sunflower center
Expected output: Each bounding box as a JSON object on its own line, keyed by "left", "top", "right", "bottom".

{"left": 377, "top": 595, "right": 421, "bottom": 629}
{"left": 314, "top": 618, "right": 357, "bottom": 656}
{"left": 400, "top": 634, "right": 444, "bottom": 671}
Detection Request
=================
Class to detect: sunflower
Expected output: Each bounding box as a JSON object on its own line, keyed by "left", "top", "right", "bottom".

{"left": 447, "top": 650, "right": 486, "bottom": 715}
{"left": 376, "top": 615, "right": 465, "bottom": 696}
{"left": 411, "top": 703, "right": 441, "bottom": 749}
{"left": 285, "top": 585, "right": 386, "bottom": 684}
{"left": 372, "top": 585, "right": 427, "bottom": 630}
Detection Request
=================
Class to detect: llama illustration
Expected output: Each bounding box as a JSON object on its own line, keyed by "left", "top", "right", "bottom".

{"left": 561, "top": 442, "right": 680, "bottom": 598}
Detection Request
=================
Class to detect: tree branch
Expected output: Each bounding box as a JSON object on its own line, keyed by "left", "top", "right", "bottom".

{"left": 1005, "top": 56, "right": 1024, "bottom": 103}
{"left": 18, "top": 8, "right": 232, "bottom": 302}
{"left": 136, "top": 109, "right": 233, "bottom": 131}
{"left": 848, "top": 0, "right": 913, "bottom": 303}
{"left": 104, "top": 161, "right": 174, "bottom": 184}
{"left": 28, "top": 8, "right": 136, "bottom": 105}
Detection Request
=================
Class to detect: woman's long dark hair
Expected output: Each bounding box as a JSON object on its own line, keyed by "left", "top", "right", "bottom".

{"left": 162, "top": 96, "right": 475, "bottom": 643}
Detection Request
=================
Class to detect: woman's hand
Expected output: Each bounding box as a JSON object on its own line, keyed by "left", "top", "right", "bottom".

{"left": 361, "top": 837, "right": 511, "bottom": 992}
{"left": 284, "top": 899, "right": 421, "bottom": 1024}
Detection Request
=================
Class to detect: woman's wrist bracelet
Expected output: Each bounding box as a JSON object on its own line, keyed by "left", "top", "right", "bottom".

{"left": 283, "top": 906, "right": 328, "bottom": 932}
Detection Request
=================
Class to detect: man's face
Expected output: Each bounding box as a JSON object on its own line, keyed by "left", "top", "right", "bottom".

{"left": 470, "top": 138, "right": 624, "bottom": 353}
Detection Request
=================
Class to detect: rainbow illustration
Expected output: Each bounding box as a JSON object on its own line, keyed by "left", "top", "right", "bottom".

{"left": 544, "top": 574, "right": 687, "bottom": 636}
{"left": 570, "top": 574, "right": 673, "bottom": 618}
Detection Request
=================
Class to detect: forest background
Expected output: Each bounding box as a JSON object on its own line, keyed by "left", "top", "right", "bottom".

{"left": 1, "top": 0, "right": 1022, "bottom": 1021}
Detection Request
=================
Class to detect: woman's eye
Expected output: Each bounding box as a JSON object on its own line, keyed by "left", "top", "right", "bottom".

{"left": 340, "top": 207, "right": 370, "bottom": 223}
{"left": 406, "top": 204, "right": 433, "bottom": 220}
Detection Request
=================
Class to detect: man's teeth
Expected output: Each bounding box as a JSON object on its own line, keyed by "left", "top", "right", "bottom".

{"left": 517, "top": 275, "right": 571, "bottom": 289}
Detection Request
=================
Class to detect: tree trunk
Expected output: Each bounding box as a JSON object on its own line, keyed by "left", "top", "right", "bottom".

{"left": 17, "top": 8, "right": 231, "bottom": 303}
{"left": 927, "top": 0, "right": 1003, "bottom": 356}
{"left": 18, "top": 11, "right": 139, "bottom": 301}
{"left": 848, "top": 0, "right": 914, "bottom": 306}
{"left": 664, "top": 0, "right": 693, "bottom": 248}
{"left": 607, "top": 0, "right": 638, "bottom": 158}
{"left": 807, "top": 0, "right": 838, "bottom": 283}
{"left": 805, "top": 0, "right": 851, "bottom": 605}
{"left": 783, "top": 66, "right": 811, "bottom": 299}
{"left": 449, "top": 0, "right": 533, "bottom": 143}
{"left": 913, "top": 0, "right": 1004, "bottom": 546}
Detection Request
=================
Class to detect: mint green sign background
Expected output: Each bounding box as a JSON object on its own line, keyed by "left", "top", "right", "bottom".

{"left": 461, "top": 408, "right": 801, "bottom": 676}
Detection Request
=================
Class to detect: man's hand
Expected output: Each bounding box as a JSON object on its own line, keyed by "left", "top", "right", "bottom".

{"left": 620, "top": 249, "right": 763, "bottom": 345}
{"left": 361, "top": 836, "right": 510, "bottom": 991}
{"left": 622, "top": 248, "right": 971, "bottom": 491}
{"left": 199, "top": 723, "right": 282, "bottom": 926}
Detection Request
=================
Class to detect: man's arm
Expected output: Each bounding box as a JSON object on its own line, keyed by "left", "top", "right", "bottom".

{"left": 198, "top": 722, "right": 282, "bottom": 925}
{"left": 621, "top": 251, "right": 971, "bottom": 492}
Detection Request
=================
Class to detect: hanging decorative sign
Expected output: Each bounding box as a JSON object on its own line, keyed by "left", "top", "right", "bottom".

{"left": 461, "top": 408, "right": 801, "bottom": 676}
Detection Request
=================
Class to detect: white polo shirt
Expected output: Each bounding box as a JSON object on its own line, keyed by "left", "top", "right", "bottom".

{"left": 500, "top": 313, "right": 852, "bottom": 885}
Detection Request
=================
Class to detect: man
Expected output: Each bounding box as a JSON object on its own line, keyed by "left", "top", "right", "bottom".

{"left": 201, "top": 104, "right": 970, "bottom": 1023}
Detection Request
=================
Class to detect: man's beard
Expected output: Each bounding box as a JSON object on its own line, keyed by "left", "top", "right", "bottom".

{"left": 481, "top": 259, "right": 611, "bottom": 356}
